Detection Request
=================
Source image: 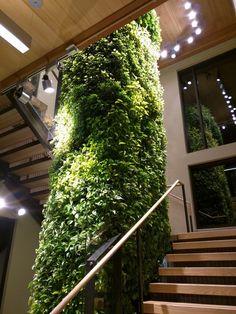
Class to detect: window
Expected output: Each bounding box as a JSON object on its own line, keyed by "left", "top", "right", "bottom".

{"left": 190, "top": 159, "right": 236, "bottom": 229}
{"left": 179, "top": 49, "right": 236, "bottom": 152}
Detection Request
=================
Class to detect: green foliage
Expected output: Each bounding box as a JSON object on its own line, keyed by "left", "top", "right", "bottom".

{"left": 186, "top": 105, "right": 233, "bottom": 226}
{"left": 186, "top": 105, "right": 222, "bottom": 152}
{"left": 29, "top": 10, "right": 170, "bottom": 313}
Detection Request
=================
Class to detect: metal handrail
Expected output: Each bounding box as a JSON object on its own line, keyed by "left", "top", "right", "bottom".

{"left": 169, "top": 193, "right": 191, "bottom": 205}
{"left": 50, "top": 179, "right": 181, "bottom": 314}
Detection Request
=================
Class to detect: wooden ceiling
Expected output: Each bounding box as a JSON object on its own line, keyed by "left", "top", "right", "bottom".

{"left": 0, "top": 0, "right": 235, "bottom": 91}
{"left": 0, "top": 0, "right": 165, "bottom": 92}
{"left": 157, "top": 0, "right": 236, "bottom": 68}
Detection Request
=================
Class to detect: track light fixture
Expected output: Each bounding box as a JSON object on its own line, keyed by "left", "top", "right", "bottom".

{"left": 14, "top": 86, "right": 31, "bottom": 104}
{"left": 42, "top": 73, "right": 55, "bottom": 94}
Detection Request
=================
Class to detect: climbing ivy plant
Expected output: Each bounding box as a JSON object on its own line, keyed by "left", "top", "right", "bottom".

{"left": 29, "top": 11, "right": 170, "bottom": 313}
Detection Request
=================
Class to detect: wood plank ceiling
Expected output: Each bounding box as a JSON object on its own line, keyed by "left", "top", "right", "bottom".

{"left": 0, "top": 0, "right": 235, "bottom": 91}
{"left": 0, "top": 0, "right": 166, "bottom": 91}
{"left": 157, "top": 0, "right": 236, "bottom": 68}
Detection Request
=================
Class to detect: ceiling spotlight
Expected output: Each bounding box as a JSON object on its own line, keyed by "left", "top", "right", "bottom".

{"left": 228, "top": 96, "right": 232, "bottom": 99}
{"left": 227, "top": 100, "right": 230, "bottom": 104}
{"left": 222, "top": 91, "right": 226, "bottom": 95}
{"left": 216, "top": 78, "right": 220, "bottom": 82}
{"left": 160, "top": 49, "right": 168, "bottom": 58}
{"left": 233, "top": 117, "right": 236, "bottom": 120}
{"left": 171, "top": 52, "right": 176, "bottom": 59}
{"left": 42, "top": 73, "right": 55, "bottom": 93}
{"left": 184, "top": 1, "right": 191, "bottom": 10}
{"left": 192, "top": 20, "right": 198, "bottom": 28}
{"left": 0, "top": 10, "right": 32, "bottom": 53}
{"left": 224, "top": 95, "right": 228, "bottom": 98}
{"left": 0, "top": 198, "right": 6, "bottom": 209}
{"left": 228, "top": 105, "right": 232, "bottom": 108}
{"left": 183, "top": 86, "right": 188, "bottom": 90}
{"left": 188, "top": 10, "right": 197, "bottom": 20}
{"left": 187, "top": 80, "right": 192, "bottom": 85}
{"left": 231, "top": 109, "right": 234, "bottom": 113}
{"left": 222, "top": 125, "right": 226, "bottom": 130}
{"left": 174, "top": 44, "right": 180, "bottom": 52}
{"left": 195, "top": 27, "right": 202, "bottom": 35}
{"left": 18, "top": 208, "right": 26, "bottom": 216}
{"left": 187, "top": 36, "right": 194, "bottom": 44}
{"left": 234, "top": 121, "right": 236, "bottom": 125}
{"left": 14, "top": 87, "right": 31, "bottom": 104}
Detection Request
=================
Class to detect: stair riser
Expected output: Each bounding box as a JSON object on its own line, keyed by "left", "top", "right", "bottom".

{"left": 160, "top": 276, "right": 236, "bottom": 285}
{"left": 144, "top": 301, "right": 236, "bottom": 314}
{"left": 149, "top": 294, "right": 236, "bottom": 306}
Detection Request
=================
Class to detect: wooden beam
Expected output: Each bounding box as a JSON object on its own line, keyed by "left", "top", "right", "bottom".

{"left": 159, "top": 23, "right": 236, "bottom": 69}
{"left": 0, "top": 0, "right": 166, "bottom": 92}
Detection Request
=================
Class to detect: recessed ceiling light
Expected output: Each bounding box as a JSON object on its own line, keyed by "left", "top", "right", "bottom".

{"left": 195, "top": 27, "right": 202, "bottom": 35}
{"left": 187, "top": 36, "right": 194, "bottom": 44}
{"left": 188, "top": 10, "right": 197, "bottom": 20}
{"left": 171, "top": 52, "right": 176, "bottom": 59}
{"left": 192, "top": 20, "right": 198, "bottom": 28}
{"left": 174, "top": 44, "right": 180, "bottom": 52}
{"left": 160, "top": 49, "right": 168, "bottom": 58}
{"left": 0, "top": 10, "right": 31, "bottom": 53}
{"left": 28, "top": 0, "right": 43, "bottom": 8}
{"left": 222, "top": 125, "right": 226, "bottom": 130}
{"left": 184, "top": 1, "right": 191, "bottom": 10}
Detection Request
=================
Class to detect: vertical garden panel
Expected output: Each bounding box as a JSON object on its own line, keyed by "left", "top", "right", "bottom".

{"left": 29, "top": 11, "right": 170, "bottom": 314}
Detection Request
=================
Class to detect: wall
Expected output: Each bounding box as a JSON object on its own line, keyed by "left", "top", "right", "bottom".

{"left": 0, "top": 215, "right": 40, "bottom": 314}
{"left": 161, "top": 38, "right": 236, "bottom": 234}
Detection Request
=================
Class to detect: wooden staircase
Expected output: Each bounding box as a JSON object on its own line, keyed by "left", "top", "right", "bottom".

{"left": 0, "top": 94, "right": 52, "bottom": 221}
{"left": 143, "top": 228, "right": 236, "bottom": 313}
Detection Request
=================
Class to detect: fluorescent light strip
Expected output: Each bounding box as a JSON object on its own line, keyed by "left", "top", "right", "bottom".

{"left": 0, "top": 24, "right": 29, "bottom": 53}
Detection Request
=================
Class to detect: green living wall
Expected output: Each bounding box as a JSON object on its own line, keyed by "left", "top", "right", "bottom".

{"left": 187, "top": 105, "right": 233, "bottom": 226}
{"left": 29, "top": 11, "right": 170, "bottom": 313}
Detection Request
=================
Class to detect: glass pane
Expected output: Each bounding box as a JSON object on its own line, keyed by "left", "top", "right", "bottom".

{"left": 191, "top": 160, "right": 236, "bottom": 229}
{"left": 179, "top": 69, "right": 205, "bottom": 152}
{"left": 196, "top": 50, "right": 236, "bottom": 147}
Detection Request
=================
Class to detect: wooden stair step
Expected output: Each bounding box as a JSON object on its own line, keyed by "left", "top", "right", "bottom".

{"left": 173, "top": 239, "right": 236, "bottom": 251}
{"left": 31, "top": 189, "right": 49, "bottom": 200}
{"left": 0, "top": 108, "right": 22, "bottom": 130}
{"left": 10, "top": 158, "right": 51, "bottom": 176}
{"left": 174, "top": 229, "right": 236, "bottom": 242}
{"left": 149, "top": 283, "right": 236, "bottom": 296}
{"left": 143, "top": 301, "right": 236, "bottom": 314}
{"left": 0, "top": 141, "right": 45, "bottom": 163}
{"left": 0, "top": 126, "right": 34, "bottom": 150}
{"left": 21, "top": 174, "right": 49, "bottom": 189}
{"left": 159, "top": 267, "right": 236, "bottom": 277}
{"left": 166, "top": 252, "right": 236, "bottom": 262}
